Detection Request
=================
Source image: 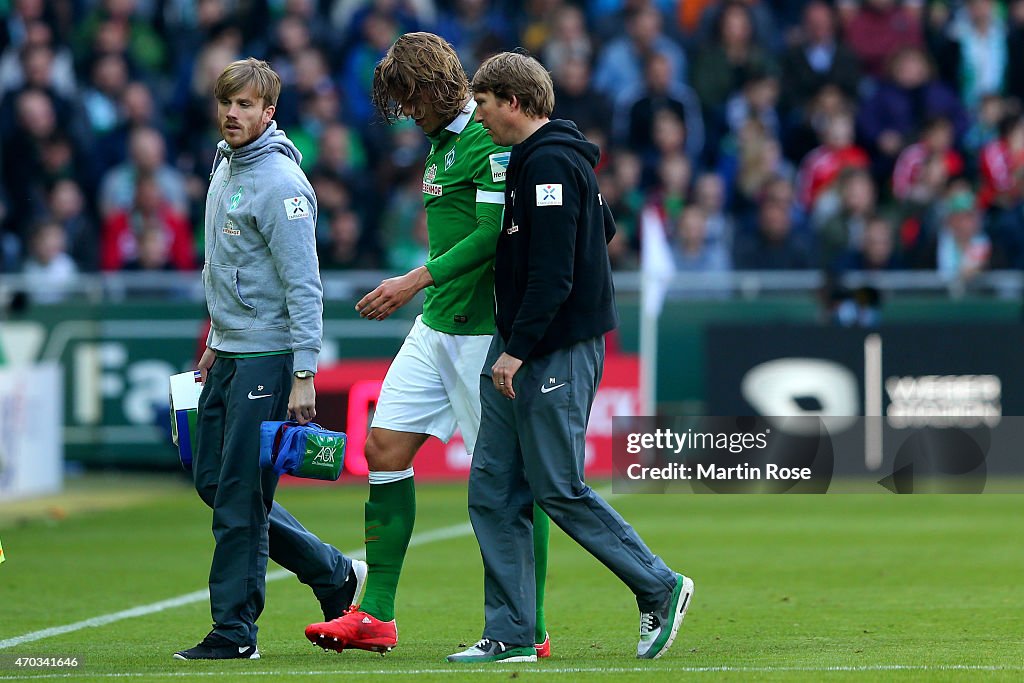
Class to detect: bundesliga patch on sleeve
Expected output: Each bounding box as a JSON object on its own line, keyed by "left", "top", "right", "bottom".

{"left": 536, "top": 184, "right": 562, "bottom": 206}
{"left": 284, "top": 196, "right": 310, "bottom": 220}
{"left": 489, "top": 152, "right": 510, "bottom": 182}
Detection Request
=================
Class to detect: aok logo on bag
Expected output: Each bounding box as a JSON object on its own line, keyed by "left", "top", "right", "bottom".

{"left": 312, "top": 446, "right": 337, "bottom": 465}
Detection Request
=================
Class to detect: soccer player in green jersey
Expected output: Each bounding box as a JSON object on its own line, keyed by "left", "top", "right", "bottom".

{"left": 304, "top": 32, "right": 551, "bottom": 658}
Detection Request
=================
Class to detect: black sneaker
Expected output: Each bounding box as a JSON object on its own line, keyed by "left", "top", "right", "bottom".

{"left": 173, "top": 632, "right": 260, "bottom": 660}
{"left": 320, "top": 558, "right": 368, "bottom": 621}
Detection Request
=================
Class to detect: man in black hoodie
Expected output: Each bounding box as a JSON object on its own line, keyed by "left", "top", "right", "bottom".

{"left": 447, "top": 51, "right": 694, "bottom": 664}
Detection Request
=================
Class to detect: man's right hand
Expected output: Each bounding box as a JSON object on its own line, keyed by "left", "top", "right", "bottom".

{"left": 198, "top": 347, "right": 217, "bottom": 383}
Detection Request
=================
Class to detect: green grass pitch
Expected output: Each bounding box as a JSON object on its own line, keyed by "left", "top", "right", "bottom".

{"left": 0, "top": 475, "right": 1021, "bottom": 682}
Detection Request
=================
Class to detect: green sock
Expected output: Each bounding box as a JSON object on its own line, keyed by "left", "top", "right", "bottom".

{"left": 533, "top": 502, "right": 550, "bottom": 644}
{"left": 359, "top": 477, "right": 416, "bottom": 622}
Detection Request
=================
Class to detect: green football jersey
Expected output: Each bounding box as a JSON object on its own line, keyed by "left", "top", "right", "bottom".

{"left": 421, "top": 101, "right": 509, "bottom": 335}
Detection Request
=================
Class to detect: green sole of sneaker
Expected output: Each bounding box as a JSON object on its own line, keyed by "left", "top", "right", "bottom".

{"left": 447, "top": 654, "right": 537, "bottom": 664}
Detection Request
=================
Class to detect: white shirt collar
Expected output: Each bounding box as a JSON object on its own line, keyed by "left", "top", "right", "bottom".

{"left": 445, "top": 99, "right": 477, "bottom": 134}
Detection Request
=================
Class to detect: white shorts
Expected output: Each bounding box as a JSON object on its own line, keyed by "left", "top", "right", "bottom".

{"left": 371, "top": 315, "right": 492, "bottom": 454}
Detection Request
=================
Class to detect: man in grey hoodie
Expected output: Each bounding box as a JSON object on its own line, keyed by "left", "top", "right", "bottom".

{"left": 174, "top": 58, "right": 365, "bottom": 661}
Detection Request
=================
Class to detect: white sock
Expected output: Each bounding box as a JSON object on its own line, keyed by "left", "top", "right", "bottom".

{"left": 368, "top": 467, "right": 414, "bottom": 485}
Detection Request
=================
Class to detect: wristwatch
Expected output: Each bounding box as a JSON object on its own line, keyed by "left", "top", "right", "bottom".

{"left": 294, "top": 370, "right": 315, "bottom": 379}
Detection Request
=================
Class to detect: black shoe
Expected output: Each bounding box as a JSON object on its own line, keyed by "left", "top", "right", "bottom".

{"left": 320, "top": 558, "right": 368, "bottom": 621}
{"left": 173, "top": 632, "right": 260, "bottom": 660}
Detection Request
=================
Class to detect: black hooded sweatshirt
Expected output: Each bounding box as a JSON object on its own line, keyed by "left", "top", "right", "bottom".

{"left": 496, "top": 119, "right": 618, "bottom": 360}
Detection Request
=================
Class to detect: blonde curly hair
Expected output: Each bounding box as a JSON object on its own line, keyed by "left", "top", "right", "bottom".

{"left": 372, "top": 33, "right": 469, "bottom": 124}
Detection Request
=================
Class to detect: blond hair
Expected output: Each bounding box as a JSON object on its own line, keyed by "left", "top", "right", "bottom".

{"left": 372, "top": 33, "right": 469, "bottom": 124}
{"left": 471, "top": 52, "right": 554, "bottom": 119}
{"left": 214, "top": 57, "right": 281, "bottom": 108}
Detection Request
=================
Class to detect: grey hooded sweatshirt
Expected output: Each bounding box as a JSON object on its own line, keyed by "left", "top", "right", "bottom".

{"left": 203, "top": 121, "right": 322, "bottom": 373}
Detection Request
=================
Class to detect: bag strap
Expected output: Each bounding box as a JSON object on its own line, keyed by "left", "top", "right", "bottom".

{"left": 270, "top": 421, "right": 324, "bottom": 460}
{"left": 271, "top": 422, "right": 295, "bottom": 462}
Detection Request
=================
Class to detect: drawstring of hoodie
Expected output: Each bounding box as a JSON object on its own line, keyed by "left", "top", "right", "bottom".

{"left": 209, "top": 146, "right": 233, "bottom": 181}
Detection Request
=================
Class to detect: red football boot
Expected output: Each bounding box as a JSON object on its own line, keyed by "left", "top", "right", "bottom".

{"left": 305, "top": 607, "right": 398, "bottom": 654}
{"left": 535, "top": 632, "right": 551, "bottom": 658}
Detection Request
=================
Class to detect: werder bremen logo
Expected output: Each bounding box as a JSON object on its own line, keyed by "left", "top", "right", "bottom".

{"left": 229, "top": 186, "right": 244, "bottom": 210}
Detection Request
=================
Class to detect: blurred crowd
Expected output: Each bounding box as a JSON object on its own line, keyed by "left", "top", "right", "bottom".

{"left": 5, "top": 0, "right": 1024, "bottom": 295}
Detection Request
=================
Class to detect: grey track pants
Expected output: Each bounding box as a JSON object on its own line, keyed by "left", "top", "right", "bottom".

{"left": 193, "top": 355, "right": 352, "bottom": 646}
{"left": 468, "top": 334, "right": 677, "bottom": 646}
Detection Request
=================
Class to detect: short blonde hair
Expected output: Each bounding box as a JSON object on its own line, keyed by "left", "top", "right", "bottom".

{"left": 471, "top": 52, "right": 554, "bottom": 119}
{"left": 214, "top": 57, "right": 281, "bottom": 108}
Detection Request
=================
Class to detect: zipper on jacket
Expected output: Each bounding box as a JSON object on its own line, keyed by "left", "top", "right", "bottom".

{"left": 209, "top": 149, "right": 235, "bottom": 256}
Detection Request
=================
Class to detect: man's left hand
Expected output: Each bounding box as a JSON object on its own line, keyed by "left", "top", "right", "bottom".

{"left": 289, "top": 377, "right": 317, "bottom": 424}
{"left": 492, "top": 352, "right": 523, "bottom": 399}
{"left": 356, "top": 266, "right": 433, "bottom": 320}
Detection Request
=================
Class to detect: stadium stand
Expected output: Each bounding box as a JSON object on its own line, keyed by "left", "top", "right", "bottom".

{"left": 1, "top": 0, "right": 1023, "bottom": 293}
